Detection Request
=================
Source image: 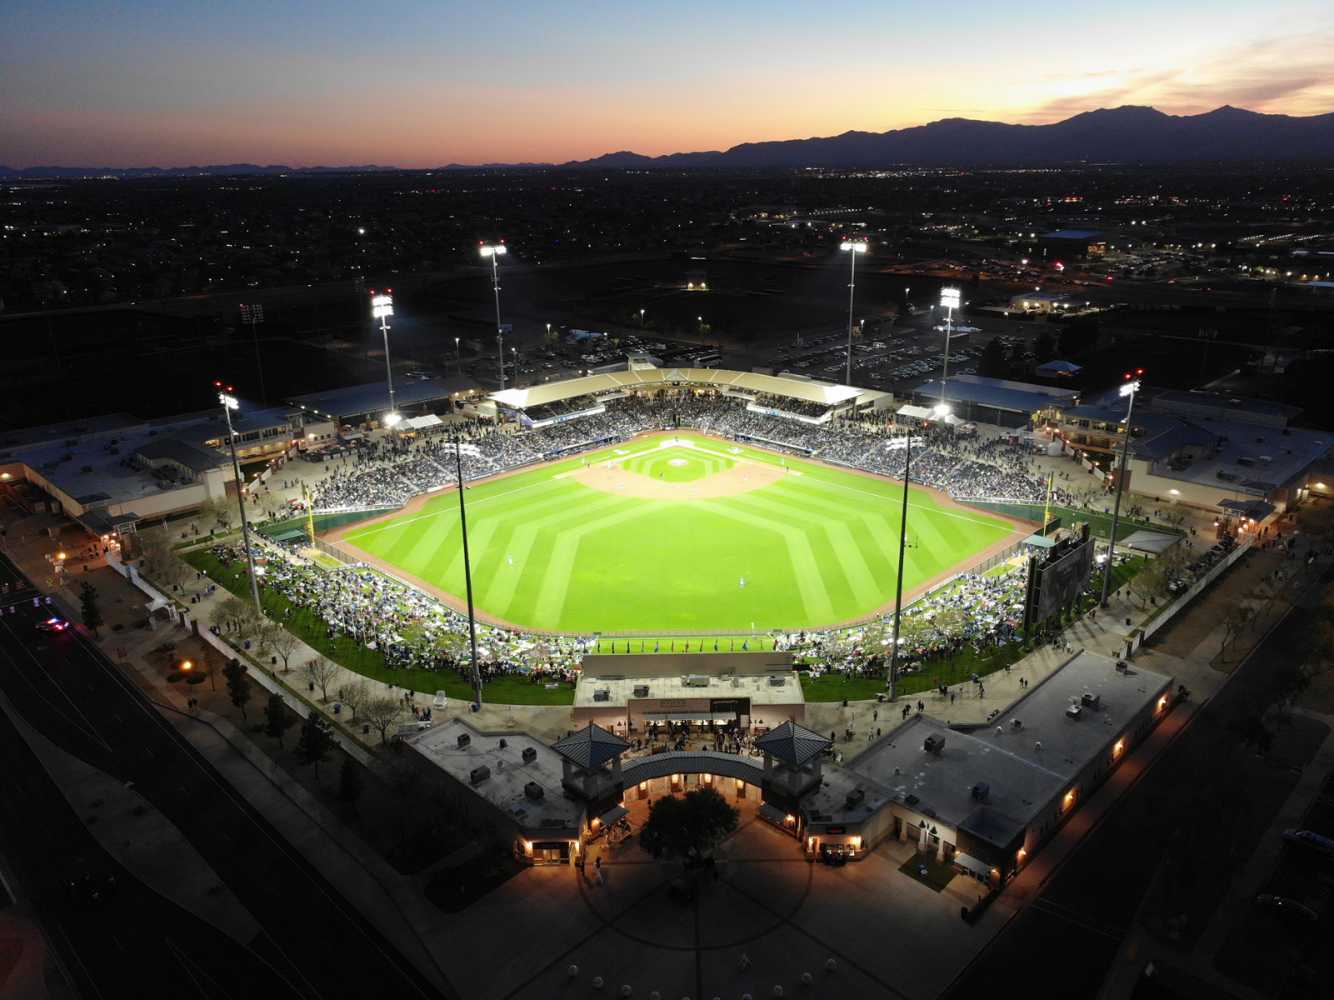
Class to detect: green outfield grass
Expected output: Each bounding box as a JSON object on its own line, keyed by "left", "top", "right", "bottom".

{"left": 338, "top": 432, "right": 1022, "bottom": 634}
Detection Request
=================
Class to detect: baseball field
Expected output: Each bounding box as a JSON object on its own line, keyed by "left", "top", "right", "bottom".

{"left": 333, "top": 431, "right": 1024, "bottom": 634}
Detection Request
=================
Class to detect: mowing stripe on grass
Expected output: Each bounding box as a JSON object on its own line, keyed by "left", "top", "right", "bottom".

{"left": 698, "top": 498, "right": 834, "bottom": 623}
{"left": 531, "top": 502, "right": 662, "bottom": 626}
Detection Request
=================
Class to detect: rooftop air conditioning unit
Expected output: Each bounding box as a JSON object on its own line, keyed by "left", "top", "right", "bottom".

{"left": 684, "top": 675, "right": 710, "bottom": 688}
{"left": 469, "top": 765, "right": 491, "bottom": 786}
{"left": 1065, "top": 703, "right": 1083, "bottom": 720}
{"left": 523, "top": 781, "right": 545, "bottom": 801}
{"left": 971, "top": 782, "right": 990, "bottom": 802}
{"left": 593, "top": 688, "right": 610, "bottom": 702}
{"left": 1080, "top": 692, "right": 1101, "bottom": 710}
{"left": 768, "top": 676, "right": 786, "bottom": 687}
{"left": 845, "top": 788, "right": 865, "bottom": 808}
{"left": 521, "top": 746, "right": 538, "bottom": 764}
{"left": 633, "top": 685, "right": 649, "bottom": 697}
{"left": 923, "top": 734, "right": 946, "bottom": 755}
{"left": 456, "top": 733, "right": 471, "bottom": 749}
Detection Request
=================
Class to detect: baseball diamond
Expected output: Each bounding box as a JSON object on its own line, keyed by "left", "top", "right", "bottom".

{"left": 332, "top": 431, "right": 1024, "bottom": 634}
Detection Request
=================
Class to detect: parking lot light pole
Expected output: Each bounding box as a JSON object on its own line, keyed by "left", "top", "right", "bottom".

{"left": 840, "top": 240, "right": 868, "bottom": 385}
{"left": 453, "top": 434, "right": 483, "bottom": 708}
{"left": 1100, "top": 370, "right": 1143, "bottom": 607}
{"left": 887, "top": 427, "right": 912, "bottom": 701}
{"left": 216, "top": 384, "right": 263, "bottom": 615}
{"left": 937, "top": 286, "right": 961, "bottom": 419}
{"left": 479, "top": 242, "right": 508, "bottom": 390}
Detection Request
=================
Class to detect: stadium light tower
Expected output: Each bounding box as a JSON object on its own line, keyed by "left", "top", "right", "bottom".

{"left": 370, "top": 290, "right": 400, "bottom": 427}
{"left": 479, "top": 242, "right": 508, "bottom": 390}
{"left": 937, "top": 286, "right": 962, "bottom": 419}
{"left": 1100, "top": 369, "right": 1143, "bottom": 607}
{"left": 840, "top": 240, "right": 868, "bottom": 385}
{"left": 452, "top": 433, "right": 483, "bottom": 709}
{"left": 887, "top": 425, "right": 913, "bottom": 701}
{"left": 215, "top": 383, "right": 263, "bottom": 615}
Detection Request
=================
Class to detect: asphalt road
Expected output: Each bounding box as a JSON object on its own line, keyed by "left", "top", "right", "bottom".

{"left": 0, "top": 560, "right": 450, "bottom": 999}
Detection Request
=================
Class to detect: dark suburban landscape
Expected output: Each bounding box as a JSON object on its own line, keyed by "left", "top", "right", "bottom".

{"left": 3, "top": 4, "right": 1334, "bottom": 999}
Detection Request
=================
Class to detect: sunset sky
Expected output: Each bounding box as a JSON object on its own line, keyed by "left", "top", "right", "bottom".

{"left": 4, "top": 0, "right": 1333, "bottom": 167}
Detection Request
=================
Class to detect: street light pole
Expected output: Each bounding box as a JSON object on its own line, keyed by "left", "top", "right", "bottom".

{"left": 1100, "top": 371, "right": 1143, "bottom": 607}
{"left": 479, "top": 243, "right": 508, "bottom": 390}
{"left": 454, "top": 336, "right": 461, "bottom": 376}
{"left": 216, "top": 385, "right": 263, "bottom": 616}
{"left": 887, "top": 427, "right": 912, "bottom": 701}
{"left": 453, "top": 434, "right": 483, "bottom": 708}
{"left": 840, "top": 240, "right": 867, "bottom": 385}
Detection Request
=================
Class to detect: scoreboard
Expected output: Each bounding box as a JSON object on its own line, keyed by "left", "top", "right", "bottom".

{"left": 1022, "top": 524, "right": 1094, "bottom": 633}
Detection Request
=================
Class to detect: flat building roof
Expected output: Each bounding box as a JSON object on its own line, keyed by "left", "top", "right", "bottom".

{"left": 405, "top": 719, "right": 583, "bottom": 835}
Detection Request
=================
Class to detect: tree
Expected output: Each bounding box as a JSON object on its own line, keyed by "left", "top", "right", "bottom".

{"left": 1058, "top": 318, "right": 1098, "bottom": 358}
{"left": 295, "top": 712, "right": 335, "bottom": 777}
{"left": 78, "top": 581, "right": 103, "bottom": 637}
{"left": 223, "top": 658, "right": 252, "bottom": 719}
{"left": 217, "top": 596, "right": 252, "bottom": 636}
{"left": 1033, "top": 329, "right": 1057, "bottom": 364}
{"left": 978, "top": 338, "right": 1008, "bottom": 379}
{"left": 266, "top": 627, "right": 301, "bottom": 673}
{"left": 302, "top": 656, "right": 339, "bottom": 701}
{"left": 338, "top": 757, "right": 364, "bottom": 804}
{"left": 264, "top": 693, "right": 293, "bottom": 747}
{"left": 1221, "top": 604, "right": 1256, "bottom": 656}
{"left": 638, "top": 786, "right": 739, "bottom": 864}
{"left": 363, "top": 696, "right": 403, "bottom": 745}
{"left": 336, "top": 681, "right": 368, "bottom": 720}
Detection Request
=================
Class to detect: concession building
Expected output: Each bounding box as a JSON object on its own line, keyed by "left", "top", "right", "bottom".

{"left": 404, "top": 651, "right": 1175, "bottom": 884}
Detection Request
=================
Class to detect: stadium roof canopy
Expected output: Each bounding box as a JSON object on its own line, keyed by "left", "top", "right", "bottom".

{"left": 913, "top": 374, "right": 1078, "bottom": 416}
{"left": 490, "top": 366, "right": 887, "bottom": 411}
{"left": 1035, "top": 359, "right": 1082, "bottom": 377}
{"left": 1120, "top": 530, "right": 1181, "bottom": 555}
{"left": 287, "top": 376, "right": 478, "bottom": 422}
{"left": 756, "top": 721, "right": 832, "bottom": 767}
{"left": 551, "top": 723, "right": 630, "bottom": 769}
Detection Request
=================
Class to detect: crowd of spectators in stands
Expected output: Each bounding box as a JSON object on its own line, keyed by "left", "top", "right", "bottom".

{"left": 213, "top": 540, "right": 585, "bottom": 687}
{"left": 309, "top": 390, "right": 1074, "bottom": 512}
